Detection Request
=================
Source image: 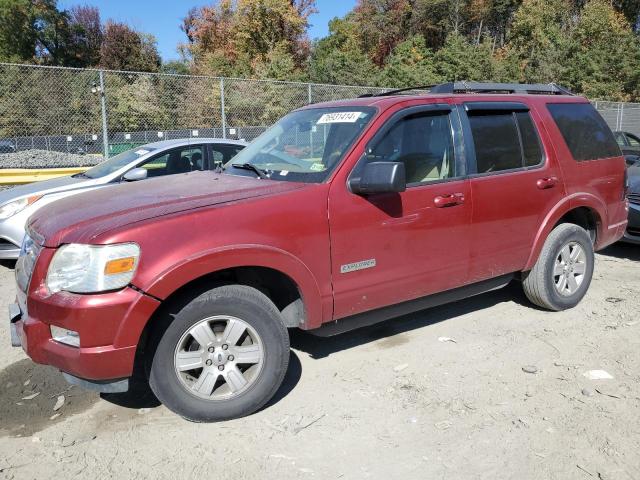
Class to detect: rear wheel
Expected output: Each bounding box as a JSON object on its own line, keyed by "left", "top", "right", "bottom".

{"left": 148, "top": 285, "right": 289, "bottom": 422}
{"left": 522, "top": 223, "right": 594, "bottom": 311}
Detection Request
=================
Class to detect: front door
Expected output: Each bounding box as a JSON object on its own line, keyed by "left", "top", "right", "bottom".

{"left": 328, "top": 105, "right": 473, "bottom": 320}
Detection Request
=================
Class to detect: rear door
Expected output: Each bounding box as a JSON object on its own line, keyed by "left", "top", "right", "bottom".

{"left": 328, "top": 104, "right": 473, "bottom": 319}
{"left": 460, "top": 101, "right": 566, "bottom": 281}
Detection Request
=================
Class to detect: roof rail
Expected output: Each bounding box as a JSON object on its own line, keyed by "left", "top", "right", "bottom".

{"left": 359, "top": 81, "right": 574, "bottom": 98}
{"left": 431, "top": 81, "right": 574, "bottom": 95}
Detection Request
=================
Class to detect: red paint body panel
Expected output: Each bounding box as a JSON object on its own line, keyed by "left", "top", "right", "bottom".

{"left": 17, "top": 92, "right": 627, "bottom": 381}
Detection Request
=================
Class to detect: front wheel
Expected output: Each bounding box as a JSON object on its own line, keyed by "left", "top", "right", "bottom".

{"left": 522, "top": 223, "right": 595, "bottom": 311}
{"left": 148, "top": 285, "right": 290, "bottom": 422}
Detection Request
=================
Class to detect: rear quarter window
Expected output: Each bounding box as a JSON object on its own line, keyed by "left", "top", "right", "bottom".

{"left": 547, "top": 103, "right": 621, "bottom": 161}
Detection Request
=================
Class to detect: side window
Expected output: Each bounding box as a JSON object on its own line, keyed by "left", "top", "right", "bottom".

{"left": 468, "top": 113, "right": 522, "bottom": 173}
{"left": 366, "top": 112, "right": 455, "bottom": 185}
{"left": 547, "top": 103, "right": 620, "bottom": 161}
{"left": 467, "top": 109, "right": 543, "bottom": 173}
{"left": 627, "top": 134, "right": 640, "bottom": 147}
{"left": 516, "top": 112, "right": 544, "bottom": 167}
{"left": 615, "top": 132, "right": 628, "bottom": 147}
{"left": 211, "top": 144, "right": 245, "bottom": 169}
{"left": 138, "top": 145, "right": 203, "bottom": 177}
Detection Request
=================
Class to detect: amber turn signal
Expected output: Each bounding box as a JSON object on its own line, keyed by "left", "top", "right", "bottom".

{"left": 104, "top": 257, "right": 136, "bottom": 275}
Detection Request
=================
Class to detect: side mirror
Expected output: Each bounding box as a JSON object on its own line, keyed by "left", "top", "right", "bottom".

{"left": 350, "top": 162, "right": 406, "bottom": 195}
{"left": 123, "top": 168, "right": 148, "bottom": 182}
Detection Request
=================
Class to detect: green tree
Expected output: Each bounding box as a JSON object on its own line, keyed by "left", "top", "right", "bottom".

{"left": 0, "top": 0, "right": 37, "bottom": 62}
{"left": 503, "top": 0, "right": 571, "bottom": 83}
{"left": 567, "top": 0, "right": 640, "bottom": 100}
{"left": 434, "top": 32, "right": 496, "bottom": 81}
{"left": 100, "top": 22, "right": 161, "bottom": 72}
{"left": 308, "top": 15, "right": 378, "bottom": 85}
{"left": 378, "top": 35, "right": 440, "bottom": 87}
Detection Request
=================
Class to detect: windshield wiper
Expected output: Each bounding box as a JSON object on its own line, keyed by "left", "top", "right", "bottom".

{"left": 72, "top": 172, "right": 89, "bottom": 179}
{"left": 231, "top": 163, "right": 269, "bottom": 179}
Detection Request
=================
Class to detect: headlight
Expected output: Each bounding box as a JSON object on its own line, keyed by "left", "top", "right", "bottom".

{"left": 0, "top": 195, "right": 41, "bottom": 220}
{"left": 46, "top": 243, "right": 140, "bottom": 294}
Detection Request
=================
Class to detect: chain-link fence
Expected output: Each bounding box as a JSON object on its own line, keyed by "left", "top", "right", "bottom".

{"left": 1, "top": 62, "right": 639, "bottom": 163}
{"left": 0, "top": 63, "right": 386, "bottom": 160}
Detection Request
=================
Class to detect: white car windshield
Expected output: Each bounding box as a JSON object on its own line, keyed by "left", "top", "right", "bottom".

{"left": 226, "top": 107, "right": 376, "bottom": 183}
{"left": 83, "top": 147, "right": 156, "bottom": 179}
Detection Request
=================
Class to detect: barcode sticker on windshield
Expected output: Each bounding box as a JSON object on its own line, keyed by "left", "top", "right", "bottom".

{"left": 317, "top": 112, "right": 361, "bottom": 124}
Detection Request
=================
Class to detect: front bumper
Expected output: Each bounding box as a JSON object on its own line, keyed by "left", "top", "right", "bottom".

{"left": 622, "top": 202, "right": 640, "bottom": 244}
{"left": 11, "top": 285, "right": 160, "bottom": 384}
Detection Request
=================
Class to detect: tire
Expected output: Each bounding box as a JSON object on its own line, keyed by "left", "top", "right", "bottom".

{"left": 522, "top": 223, "right": 595, "bottom": 311}
{"left": 148, "top": 285, "right": 290, "bottom": 422}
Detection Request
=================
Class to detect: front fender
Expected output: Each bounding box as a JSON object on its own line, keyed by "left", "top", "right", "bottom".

{"left": 524, "top": 193, "right": 606, "bottom": 270}
{"left": 136, "top": 244, "right": 326, "bottom": 329}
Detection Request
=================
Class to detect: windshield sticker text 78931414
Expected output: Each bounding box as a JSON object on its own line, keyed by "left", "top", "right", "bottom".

{"left": 316, "top": 112, "right": 362, "bottom": 124}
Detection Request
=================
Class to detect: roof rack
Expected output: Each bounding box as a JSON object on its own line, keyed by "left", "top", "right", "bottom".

{"left": 431, "top": 81, "right": 574, "bottom": 95}
{"left": 360, "top": 81, "right": 574, "bottom": 98}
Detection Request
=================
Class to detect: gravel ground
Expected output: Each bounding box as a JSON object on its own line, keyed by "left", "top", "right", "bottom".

{"left": 0, "top": 150, "right": 103, "bottom": 169}
{"left": 0, "top": 244, "right": 639, "bottom": 480}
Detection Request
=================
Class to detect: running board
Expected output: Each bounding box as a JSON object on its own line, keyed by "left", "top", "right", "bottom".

{"left": 310, "top": 274, "right": 514, "bottom": 337}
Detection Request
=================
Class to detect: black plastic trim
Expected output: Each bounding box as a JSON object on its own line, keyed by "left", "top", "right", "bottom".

{"left": 310, "top": 274, "right": 514, "bottom": 337}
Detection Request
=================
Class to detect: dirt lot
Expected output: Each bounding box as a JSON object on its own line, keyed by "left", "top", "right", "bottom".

{"left": 1, "top": 244, "right": 639, "bottom": 480}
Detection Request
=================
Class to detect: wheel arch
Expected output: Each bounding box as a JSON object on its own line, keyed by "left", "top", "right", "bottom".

{"left": 114, "top": 245, "right": 326, "bottom": 354}
{"left": 524, "top": 194, "right": 605, "bottom": 271}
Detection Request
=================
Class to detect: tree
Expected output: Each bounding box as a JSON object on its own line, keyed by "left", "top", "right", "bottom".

{"left": 567, "top": 0, "right": 640, "bottom": 100}
{"left": 181, "top": 0, "right": 315, "bottom": 79}
{"left": 100, "top": 21, "right": 160, "bottom": 72}
{"left": 378, "top": 35, "right": 440, "bottom": 87}
{"left": 0, "top": 0, "right": 37, "bottom": 62}
{"left": 503, "top": 0, "right": 571, "bottom": 83}
{"left": 68, "top": 5, "right": 103, "bottom": 67}
{"left": 308, "top": 15, "right": 378, "bottom": 85}
{"left": 434, "top": 32, "right": 496, "bottom": 81}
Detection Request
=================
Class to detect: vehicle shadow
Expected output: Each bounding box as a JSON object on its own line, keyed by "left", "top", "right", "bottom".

{"left": 598, "top": 242, "right": 640, "bottom": 261}
{"left": 100, "top": 350, "right": 302, "bottom": 412}
{"left": 0, "top": 359, "right": 99, "bottom": 437}
{"left": 0, "top": 259, "right": 16, "bottom": 270}
{"left": 290, "top": 281, "right": 528, "bottom": 359}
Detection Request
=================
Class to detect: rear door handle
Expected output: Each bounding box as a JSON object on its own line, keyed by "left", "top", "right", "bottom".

{"left": 536, "top": 177, "right": 558, "bottom": 189}
{"left": 434, "top": 193, "right": 465, "bottom": 208}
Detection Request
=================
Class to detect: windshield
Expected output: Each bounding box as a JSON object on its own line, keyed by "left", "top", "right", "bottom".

{"left": 227, "top": 107, "right": 376, "bottom": 183}
{"left": 83, "top": 147, "right": 156, "bottom": 179}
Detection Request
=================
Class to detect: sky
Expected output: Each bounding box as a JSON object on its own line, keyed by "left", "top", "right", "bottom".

{"left": 58, "top": 0, "right": 358, "bottom": 61}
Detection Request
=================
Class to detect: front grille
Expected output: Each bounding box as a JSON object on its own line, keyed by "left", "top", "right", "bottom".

{"left": 628, "top": 193, "right": 640, "bottom": 205}
{"left": 15, "top": 234, "right": 42, "bottom": 293}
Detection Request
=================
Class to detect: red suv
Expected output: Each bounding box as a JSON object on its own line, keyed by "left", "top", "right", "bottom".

{"left": 10, "top": 82, "right": 628, "bottom": 421}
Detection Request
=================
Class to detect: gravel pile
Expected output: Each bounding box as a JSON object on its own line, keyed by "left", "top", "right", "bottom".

{"left": 0, "top": 150, "right": 104, "bottom": 169}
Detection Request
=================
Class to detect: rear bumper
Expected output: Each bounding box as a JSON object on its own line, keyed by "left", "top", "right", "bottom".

{"left": 12, "top": 286, "right": 160, "bottom": 382}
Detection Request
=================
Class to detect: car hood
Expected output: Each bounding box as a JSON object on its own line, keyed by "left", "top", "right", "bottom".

{"left": 29, "top": 171, "right": 307, "bottom": 247}
{"left": 0, "top": 175, "right": 89, "bottom": 206}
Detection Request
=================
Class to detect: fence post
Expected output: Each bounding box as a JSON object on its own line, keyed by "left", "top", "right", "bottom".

{"left": 619, "top": 103, "right": 624, "bottom": 131}
{"left": 308, "top": 83, "right": 312, "bottom": 104}
{"left": 99, "top": 70, "right": 109, "bottom": 158}
{"left": 220, "top": 78, "right": 227, "bottom": 139}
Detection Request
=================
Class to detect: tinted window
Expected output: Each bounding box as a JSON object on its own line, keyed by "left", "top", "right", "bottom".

{"left": 548, "top": 103, "right": 620, "bottom": 161}
{"left": 365, "top": 112, "right": 455, "bottom": 185}
{"left": 469, "top": 113, "right": 522, "bottom": 173}
{"left": 139, "top": 145, "right": 203, "bottom": 178}
{"left": 516, "top": 112, "right": 544, "bottom": 167}
{"left": 615, "top": 132, "right": 627, "bottom": 147}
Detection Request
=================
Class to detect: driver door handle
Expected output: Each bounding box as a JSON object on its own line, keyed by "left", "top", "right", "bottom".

{"left": 434, "top": 193, "right": 465, "bottom": 208}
